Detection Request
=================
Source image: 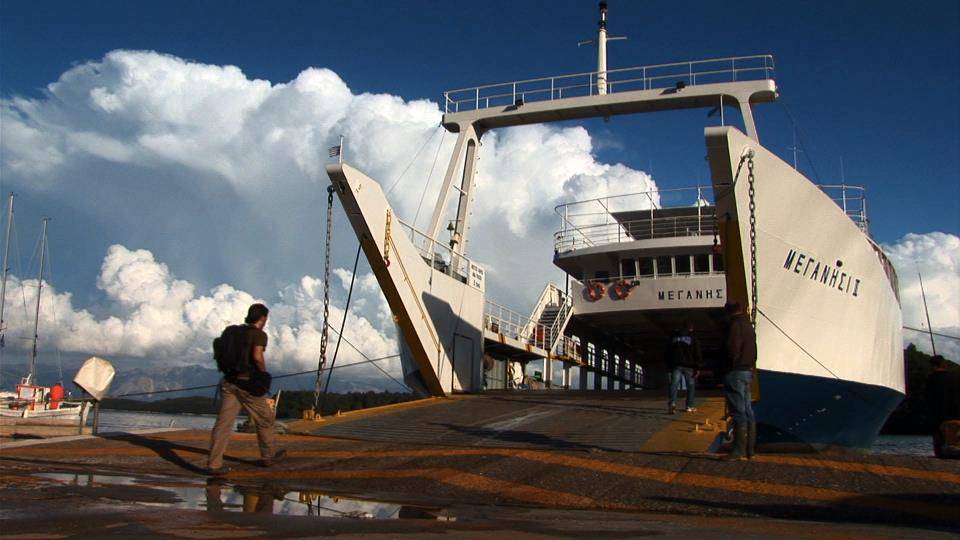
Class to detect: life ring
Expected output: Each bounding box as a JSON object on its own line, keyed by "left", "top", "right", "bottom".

{"left": 587, "top": 282, "right": 606, "bottom": 301}
{"left": 612, "top": 280, "right": 633, "bottom": 299}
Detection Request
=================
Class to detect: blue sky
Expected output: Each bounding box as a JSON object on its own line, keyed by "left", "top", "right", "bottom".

{"left": 3, "top": 0, "right": 957, "bottom": 241}
{"left": 0, "top": 0, "right": 957, "bottom": 376}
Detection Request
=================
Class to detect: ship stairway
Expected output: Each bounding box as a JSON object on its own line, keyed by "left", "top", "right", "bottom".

{"left": 482, "top": 283, "right": 574, "bottom": 363}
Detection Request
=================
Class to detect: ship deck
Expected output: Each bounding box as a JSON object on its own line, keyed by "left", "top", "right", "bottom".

{"left": 1, "top": 392, "right": 958, "bottom": 537}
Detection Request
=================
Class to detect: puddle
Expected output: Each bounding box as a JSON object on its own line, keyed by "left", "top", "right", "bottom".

{"left": 31, "top": 472, "right": 455, "bottom": 520}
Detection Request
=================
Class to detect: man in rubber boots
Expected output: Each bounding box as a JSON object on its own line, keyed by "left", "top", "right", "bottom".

{"left": 722, "top": 301, "right": 757, "bottom": 461}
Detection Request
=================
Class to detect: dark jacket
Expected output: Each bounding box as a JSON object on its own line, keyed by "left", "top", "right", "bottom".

{"left": 926, "top": 368, "right": 960, "bottom": 431}
{"left": 726, "top": 314, "right": 757, "bottom": 371}
{"left": 668, "top": 331, "right": 702, "bottom": 369}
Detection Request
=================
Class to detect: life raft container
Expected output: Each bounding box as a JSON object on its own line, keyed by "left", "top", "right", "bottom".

{"left": 612, "top": 280, "right": 633, "bottom": 300}
{"left": 587, "top": 282, "right": 606, "bottom": 301}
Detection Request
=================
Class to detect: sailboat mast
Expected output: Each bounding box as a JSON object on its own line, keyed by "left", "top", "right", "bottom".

{"left": 0, "top": 193, "right": 13, "bottom": 341}
{"left": 917, "top": 270, "right": 937, "bottom": 356}
{"left": 29, "top": 218, "right": 49, "bottom": 384}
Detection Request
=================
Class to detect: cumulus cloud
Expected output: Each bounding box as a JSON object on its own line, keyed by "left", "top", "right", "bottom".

{"left": 0, "top": 245, "right": 400, "bottom": 380}
{"left": 0, "top": 49, "right": 657, "bottom": 334}
{"left": 883, "top": 232, "right": 960, "bottom": 361}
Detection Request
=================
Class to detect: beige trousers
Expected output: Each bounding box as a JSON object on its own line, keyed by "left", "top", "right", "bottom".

{"left": 207, "top": 380, "right": 276, "bottom": 469}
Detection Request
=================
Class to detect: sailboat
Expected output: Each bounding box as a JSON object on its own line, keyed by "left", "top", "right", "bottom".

{"left": 0, "top": 196, "right": 90, "bottom": 437}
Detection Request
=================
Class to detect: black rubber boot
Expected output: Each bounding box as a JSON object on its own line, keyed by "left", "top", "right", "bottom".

{"left": 747, "top": 422, "right": 757, "bottom": 459}
{"left": 723, "top": 424, "right": 748, "bottom": 461}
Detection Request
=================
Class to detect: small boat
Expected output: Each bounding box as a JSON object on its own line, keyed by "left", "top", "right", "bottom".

{"left": 0, "top": 197, "right": 91, "bottom": 438}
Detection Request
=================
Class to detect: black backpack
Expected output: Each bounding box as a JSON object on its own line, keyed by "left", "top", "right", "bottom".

{"left": 213, "top": 325, "right": 250, "bottom": 376}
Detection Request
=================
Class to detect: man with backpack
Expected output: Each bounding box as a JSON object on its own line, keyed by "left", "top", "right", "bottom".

{"left": 207, "top": 303, "right": 286, "bottom": 475}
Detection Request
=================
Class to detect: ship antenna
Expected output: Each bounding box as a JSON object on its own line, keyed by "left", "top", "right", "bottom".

{"left": 916, "top": 264, "right": 937, "bottom": 356}
{"left": 577, "top": 1, "right": 627, "bottom": 96}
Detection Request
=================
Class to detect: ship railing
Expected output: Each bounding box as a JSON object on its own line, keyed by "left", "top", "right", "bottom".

{"left": 580, "top": 270, "right": 724, "bottom": 287}
{"left": 553, "top": 335, "right": 584, "bottom": 365}
{"left": 443, "top": 54, "right": 775, "bottom": 113}
{"left": 816, "top": 184, "right": 869, "bottom": 234}
{"left": 396, "top": 219, "right": 473, "bottom": 287}
{"left": 484, "top": 299, "right": 551, "bottom": 351}
{"left": 554, "top": 186, "right": 716, "bottom": 253}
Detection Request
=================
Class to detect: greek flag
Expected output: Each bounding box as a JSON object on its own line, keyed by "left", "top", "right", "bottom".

{"left": 328, "top": 145, "right": 341, "bottom": 157}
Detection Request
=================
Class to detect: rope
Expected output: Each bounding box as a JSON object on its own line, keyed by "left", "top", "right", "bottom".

{"left": 109, "top": 352, "right": 401, "bottom": 399}
{"left": 318, "top": 243, "right": 362, "bottom": 412}
{"left": 903, "top": 326, "right": 960, "bottom": 341}
{"left": 386, "top": 125, "right": 442, "bottom": 196}
{"left": 412, "top": 129, "right": 447, "bottom": 228}
{"left": 778, "top": 99, "right": 822, "bottom": 185}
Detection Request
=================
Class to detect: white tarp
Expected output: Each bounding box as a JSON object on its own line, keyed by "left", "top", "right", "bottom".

{"left": 73, "top": 356, "right": 115, "bottom": 401}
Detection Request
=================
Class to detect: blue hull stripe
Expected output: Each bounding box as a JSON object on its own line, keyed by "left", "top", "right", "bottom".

{"left": 755, "top": 370, "right": 904, "bottom": 449}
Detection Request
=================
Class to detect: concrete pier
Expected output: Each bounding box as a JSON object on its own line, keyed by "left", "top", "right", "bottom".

{"left": 2, "top": 392, "right": 958, "bottom": 537}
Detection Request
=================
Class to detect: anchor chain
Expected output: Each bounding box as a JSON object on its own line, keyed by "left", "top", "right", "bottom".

{"left": 747, "top": 151, "right": 758, "bottom": 327}
{"left": 313, "top": 185, "right": 336, "bottom": 412}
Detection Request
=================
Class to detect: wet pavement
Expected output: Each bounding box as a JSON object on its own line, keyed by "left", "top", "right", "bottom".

{"left": 2, "top": 393, "right": 959, "bottom": 538}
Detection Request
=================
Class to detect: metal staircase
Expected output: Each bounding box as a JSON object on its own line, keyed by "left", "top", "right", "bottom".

{"left": 528, "top": 284, "right": 573, "bottom": 354}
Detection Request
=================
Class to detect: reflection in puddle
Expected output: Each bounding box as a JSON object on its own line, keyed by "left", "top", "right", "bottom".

{"left": 33, "top": 472, "right": 454, "bottom": 520}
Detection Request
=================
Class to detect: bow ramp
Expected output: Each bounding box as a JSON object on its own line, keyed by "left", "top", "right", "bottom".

{"left": 326, "top": 163, "right": 487, "bottom": 396}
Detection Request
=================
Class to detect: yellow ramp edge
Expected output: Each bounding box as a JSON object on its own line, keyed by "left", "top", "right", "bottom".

{"left": 640, "top": 396, "right": 726, "bottom": 453}
{"left": 284, "top": 395, "right": 472, "bottom": 435}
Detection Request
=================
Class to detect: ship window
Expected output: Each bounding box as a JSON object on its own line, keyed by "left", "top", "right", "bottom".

{"left": 675, "top": 255, "right": 691, "bottom": 275}
{"left": 694, "top": 254, "right": 709, "bottom": 274}
{"left": 656, "top": 256, "right": 673, "bottom": 277}
{"left": 637, "top": 257, "right": 654, "bottom": 277}
{"left": 712, "top": 253, "right": 724, "bottom": 272}
{"left": 620, "top": 258, "right": 636, "bottom": 278}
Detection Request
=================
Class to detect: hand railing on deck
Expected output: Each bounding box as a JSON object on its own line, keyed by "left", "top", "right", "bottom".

{"left": 443, "top": 54, "right": 775, "bottom": 113}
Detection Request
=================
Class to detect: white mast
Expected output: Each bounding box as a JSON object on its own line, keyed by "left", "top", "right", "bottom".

{"left": 597, "top": 1, "right": 609, "bottom": 95}
{"left": 578, "top": 2, "right": 625, "bottom": 96}
{"left": 0, "top": 193, "right": 13, "bottom": 345}
{"left": 28, "top": 218, "right": 49, "bottom": 385}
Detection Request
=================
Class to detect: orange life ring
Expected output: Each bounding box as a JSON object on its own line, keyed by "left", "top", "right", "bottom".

{"left": 587, "top": 282, "right": 606, "bottom": 301}
{"left": 612, "top": 280, "right": 633, "bottom": 299}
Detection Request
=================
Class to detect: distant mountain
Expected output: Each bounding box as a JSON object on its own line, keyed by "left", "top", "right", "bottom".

{"left": 2, "top": 353, "right": 404, "bottom": 399}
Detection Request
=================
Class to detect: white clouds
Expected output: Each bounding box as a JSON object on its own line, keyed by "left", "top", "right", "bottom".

{"left": 1, "top": 245, "right": 399, "bottom": 380}
{"left": 883, "top": 232, "right": 960, "bottom": 360}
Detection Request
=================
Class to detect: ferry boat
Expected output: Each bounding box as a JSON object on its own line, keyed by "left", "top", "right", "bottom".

{"left": 324, "top": 3, "right": 904, "bottom": 450}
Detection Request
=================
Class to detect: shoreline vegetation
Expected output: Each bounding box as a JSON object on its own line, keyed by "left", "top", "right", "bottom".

{"left": 99, "top": 346, "right": 953, "bottom": 434}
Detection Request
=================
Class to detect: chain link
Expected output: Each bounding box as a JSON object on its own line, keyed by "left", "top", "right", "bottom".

{"left": 313, "top": 185, "right": 335, "bottom": 412}
{"left": 747, "top": 152, "right": 758, "bottom": 327}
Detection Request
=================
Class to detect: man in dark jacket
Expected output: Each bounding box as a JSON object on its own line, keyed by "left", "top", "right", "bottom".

{"left": 926, "top": 355, "right": 960, "bottom": 458}
{"left": 667, "top": 321, "right": 702, "bottom": 414}
{"left": 723, "top": 301, "right": 757, "bottom": 461}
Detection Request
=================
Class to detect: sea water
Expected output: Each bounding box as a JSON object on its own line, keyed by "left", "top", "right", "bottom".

{"left": 90, "top": 410, "right": 934, "bottom": 457}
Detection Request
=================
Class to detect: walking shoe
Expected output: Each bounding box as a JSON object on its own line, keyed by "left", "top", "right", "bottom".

{"left": 684, "top": 407, "right": 697, "bottom": 412}
{"left": 668, "top": 403, "right": 677, "bottom": 415}
{"left": 261, "top": 449, "right": 287, "bottom": 468}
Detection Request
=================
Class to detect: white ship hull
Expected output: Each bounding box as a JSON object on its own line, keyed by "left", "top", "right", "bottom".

{"left": 708, "top": 126, "right": 905, "bottom": 448}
